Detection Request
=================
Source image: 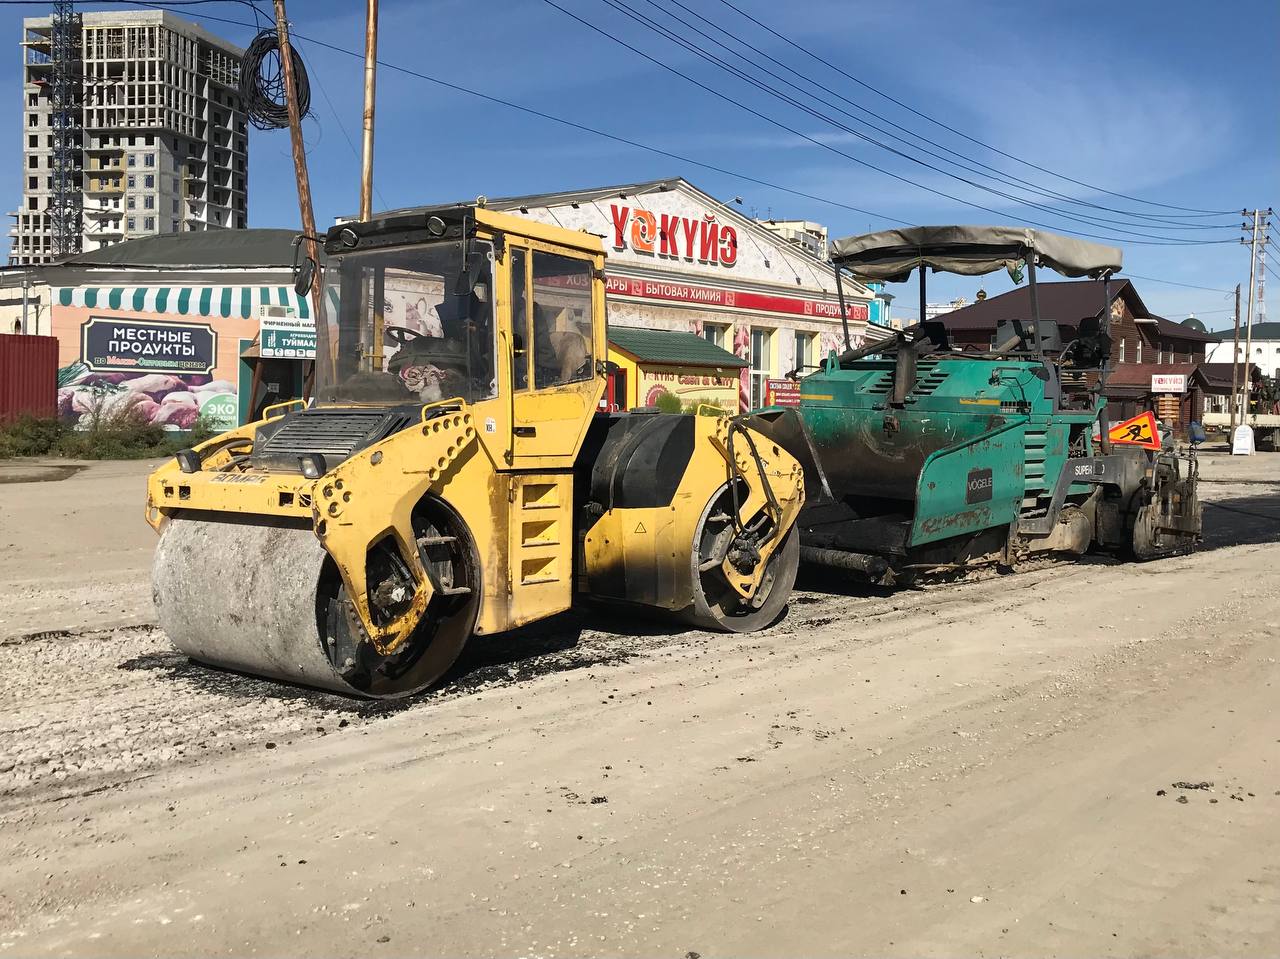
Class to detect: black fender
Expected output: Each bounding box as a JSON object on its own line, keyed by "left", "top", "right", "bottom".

{"left": 575, "top": 411, "right": 697, "bottom": 516}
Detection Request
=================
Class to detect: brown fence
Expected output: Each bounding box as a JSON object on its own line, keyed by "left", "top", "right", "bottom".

{"left": 0, "top": 334, "right": 58, "bottom": 422}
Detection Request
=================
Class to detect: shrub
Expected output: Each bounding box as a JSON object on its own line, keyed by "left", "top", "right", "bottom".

{"left": 0, "top": 400, "right": 215, "bottom": 461}
{"left": 0, "top": 415, "right": 69, "bottom": 457}
{"left": 57, "top": 395, "right": 171, "bottom": 459}
{"left": 653, "top": 390, "right": 685, "bottom": 414}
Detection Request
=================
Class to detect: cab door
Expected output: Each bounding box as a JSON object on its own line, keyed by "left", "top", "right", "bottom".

{"left": 505, "top": 240, "right": 606, "bottom": 469}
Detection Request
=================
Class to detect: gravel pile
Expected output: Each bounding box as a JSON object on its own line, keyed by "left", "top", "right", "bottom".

{"left": 0, "top": 613, "right": 680, "bottom": 811}
{"left": 0, "top": 626, "right": 374, "bottom": 809}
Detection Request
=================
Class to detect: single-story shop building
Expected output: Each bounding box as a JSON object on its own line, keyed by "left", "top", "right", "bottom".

{"left": 0, "top": 229, "right": 315, "bottom": 431}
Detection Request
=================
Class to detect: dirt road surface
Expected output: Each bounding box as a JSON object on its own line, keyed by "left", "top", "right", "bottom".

{"left": 1, "top": 452, "right": 1278, "bottom": 957}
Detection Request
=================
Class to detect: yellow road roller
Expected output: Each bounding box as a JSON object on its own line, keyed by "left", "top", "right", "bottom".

{"left": 146, "top": 204, "right": 804, "bottom": 698}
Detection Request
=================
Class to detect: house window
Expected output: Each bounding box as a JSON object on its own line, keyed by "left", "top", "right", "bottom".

{"left": 144, "top": 196, "right": 154, "bottom": 209}
{"left": 1119, "top": 339, "right": 1125, "bottom": 363}
{"left": 144, "top": 217, "right": 155, "bottom": 230}
{"left": 127, "top": 216, "right": 135, "bottom": 230}
{"left": 27, "top": 135, "right": 37, "bottom": 148}
{"left": 144, "top": 152, "right": 155, "bottom": 166}
{"left": 1135, "top": 340, "right": 1142, "bottom": 364}
{"left": 127, "top": 175, "right": 135, "bottom": 188}
{"left": 144, "top": 175, "right": 154, "bottom": 188}
{"left": 702, "top": 323, "right": 727, "bottom": 349}
{"left": 795, "top": 330, "right": 816, "bottom": 372}
{"left": 127, "top": 154, "right": 136, "bottom": 167}
{"left": 750, "top": 328, "right": 772, "bottom": 409}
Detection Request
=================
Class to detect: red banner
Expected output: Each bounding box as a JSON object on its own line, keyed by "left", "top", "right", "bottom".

{"left": 765, "top": 378, "right": 801, "bottom": 407}
{"left": 604, "top": 275, "right": 868, "bottom": 321}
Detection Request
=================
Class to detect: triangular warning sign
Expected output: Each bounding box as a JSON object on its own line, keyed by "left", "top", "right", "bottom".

{"left": 634, "top": 521, "right": 647, "bottom": 534}
{"left": 1108, "top": 410, "right": 1161, "bottom": 450}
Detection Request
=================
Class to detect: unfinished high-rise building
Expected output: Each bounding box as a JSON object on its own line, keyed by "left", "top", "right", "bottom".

{"left": 9, "top": 8, "right": 248, "bottom": 265}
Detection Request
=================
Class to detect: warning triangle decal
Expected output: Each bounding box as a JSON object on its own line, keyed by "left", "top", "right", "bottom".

{"left": 1108, "top": 410, "right": 1161, "bottom": 450}
{"left": 634, "top": 522, "right": 647, "bottom": 534}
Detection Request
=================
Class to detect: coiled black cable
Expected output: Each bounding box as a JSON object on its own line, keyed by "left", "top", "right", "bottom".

{"left": 239, "top": 29, "right": 311, "bottom": 131}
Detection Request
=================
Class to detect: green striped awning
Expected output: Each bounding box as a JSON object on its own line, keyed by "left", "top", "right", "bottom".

{"left": 56, "top": 285, "right": 311, "bottom": 320}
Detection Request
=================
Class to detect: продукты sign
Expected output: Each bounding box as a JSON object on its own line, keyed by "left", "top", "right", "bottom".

{"left": 81, "top": 317, "right": 217, "bottom": 375}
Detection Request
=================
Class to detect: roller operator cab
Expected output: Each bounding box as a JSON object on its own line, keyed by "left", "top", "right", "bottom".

{"left": 749, "top": 225, "right": 1202, "bottom": 582}
{"left": 147, "top": 205, "right": 805, "bottom": 698}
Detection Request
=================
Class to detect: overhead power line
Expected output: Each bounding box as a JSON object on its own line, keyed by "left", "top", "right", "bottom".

{"left": 1114, "top": 272, "right": 1235, "bottom": 294}
{"left": 73, "top": 0, "right": 1249, "bottom": 257}
{"left": 635, "top": 0, "right": 1238, "bottom": 232}
{"left": 711, "top": 0, "right": 1237, "bottom": 217}
{"left": 124, "top": 1, "right": 914, "bottom": 227}
{"left": 542, "top": 0, "right": 1237, "bottom": 247}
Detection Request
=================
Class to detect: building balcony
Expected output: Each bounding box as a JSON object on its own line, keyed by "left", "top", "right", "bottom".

{"left": 85, "top": 181, "right": 124, "bottom": 195}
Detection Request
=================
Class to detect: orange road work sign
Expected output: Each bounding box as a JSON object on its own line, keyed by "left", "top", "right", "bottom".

{"left": 1108, "top": 410, "right": 1161, "bottom": 450}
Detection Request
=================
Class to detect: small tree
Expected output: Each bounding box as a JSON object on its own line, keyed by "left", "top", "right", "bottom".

{"left": 653, "top": 390, "right": 684, "bottom": 414}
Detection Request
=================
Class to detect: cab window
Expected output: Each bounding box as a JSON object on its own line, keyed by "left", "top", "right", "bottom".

{"left": 532, "top": 252, "right": 593, "bottom": 388}
{"left": 511, "top": 248, "right": 530, "bottom": 390}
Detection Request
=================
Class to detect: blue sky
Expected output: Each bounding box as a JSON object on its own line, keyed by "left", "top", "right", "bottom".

{"left": 3, "top": 0, "right": 1276, "bottom": 329}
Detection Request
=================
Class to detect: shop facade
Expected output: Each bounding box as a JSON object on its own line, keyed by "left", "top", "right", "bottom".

{"left": 0, "top": 229, "right": 313, "bottom": 432}
{"left": 605, "top": 325, "right": 746, "bottom": 412}
{"left": 491, "top": 178, "right": 884, "bottom": 409}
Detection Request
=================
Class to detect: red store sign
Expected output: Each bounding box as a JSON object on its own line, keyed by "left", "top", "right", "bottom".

{"left": 610, "top": 204, "right": 739, "bottom": 267}
{"left": 605, "top": 274, "right": 868, "bottom": 322}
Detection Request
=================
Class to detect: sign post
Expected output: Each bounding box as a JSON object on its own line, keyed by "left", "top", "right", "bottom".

{"left": 259, "top": 313, "right": 317, "bottom": 359}
{"left": 1108, "top": 410, "right": 1161, "bottom": 450}
{"left": 1232, "top": 424, "right": 1255, "bottom": 456}
{"left": 1150, "top": 373, "right": 1186, "bottom": 394}
{"left": 765, "top": 378, "right": 801, "bottom": 407}
{"left": 81, "top": 317, "right": 217, "bottom": 375}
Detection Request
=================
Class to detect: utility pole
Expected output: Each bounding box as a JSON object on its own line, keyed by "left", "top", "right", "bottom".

{"left": 1240, "top": 208, "right": 1274, "bottom": 420}
{"left": 360, "top": 0, "right": 379, "bottom": 221}
{"left": 272, "top": 0, "right": 326, "bottom": 370}
{"left": 1229, "top": 283, "right": 1241, "bottom": 432}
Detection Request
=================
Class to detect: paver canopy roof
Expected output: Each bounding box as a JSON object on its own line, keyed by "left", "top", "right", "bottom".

{"left": 830, "top": 225, "right": 1122, "bottom": 282}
